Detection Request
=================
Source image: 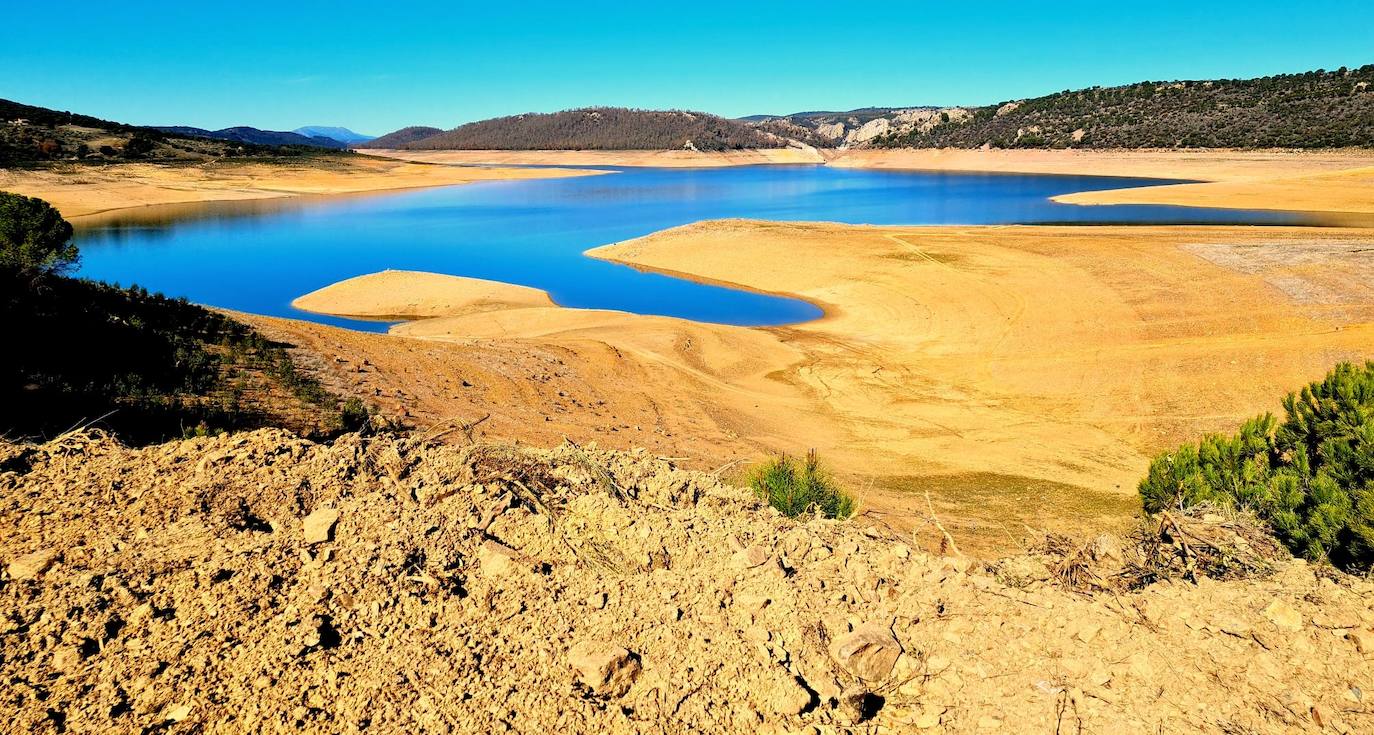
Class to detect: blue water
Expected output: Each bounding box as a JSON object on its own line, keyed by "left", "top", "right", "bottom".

{"left": 73, "top": 164, "right": 1318, "bottom": 332}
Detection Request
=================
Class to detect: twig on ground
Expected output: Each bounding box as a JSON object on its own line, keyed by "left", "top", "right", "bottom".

{"left": 924, "top": 487, "right": 963, "bottom": 558}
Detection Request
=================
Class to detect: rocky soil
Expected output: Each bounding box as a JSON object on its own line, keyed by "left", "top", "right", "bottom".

{"left": 3, "top": 429, "right": 1373, "bottom": 733}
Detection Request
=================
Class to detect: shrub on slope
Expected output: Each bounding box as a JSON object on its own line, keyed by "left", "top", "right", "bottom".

{"left": 1140, "top": 361, "right": 1374, "bottom": 570}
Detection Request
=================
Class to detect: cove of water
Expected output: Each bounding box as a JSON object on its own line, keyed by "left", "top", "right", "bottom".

{"left": 73, "top": 164, "right": 1319, "bottom": 331}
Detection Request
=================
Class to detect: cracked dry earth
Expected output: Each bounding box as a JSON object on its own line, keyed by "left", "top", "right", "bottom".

{"left": 2, "top": 429, "right": 1373, "bottom": 734}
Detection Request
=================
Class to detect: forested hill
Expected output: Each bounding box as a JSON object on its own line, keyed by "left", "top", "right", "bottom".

{"left": 0, "top": 98, "right": 349, "bottom": 165}
{"left": 359, "top": 126, "right": 444, "bottom": 149}
{"left": 384, "top": 108, "right": 807, "bottom": 151}
{"left": 869, "top": 65, "right": 1374, "bottom": 149}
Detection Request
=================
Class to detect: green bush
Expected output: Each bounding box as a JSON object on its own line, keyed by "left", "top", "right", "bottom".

{"left": 339, "top": 397, "right": 371, "bottom": 431}
{"left": 748, "top": 450, "right": 855, "bottom": 520}
{"left": 1140, "top": 361, "right": 1374, "bottom": 570}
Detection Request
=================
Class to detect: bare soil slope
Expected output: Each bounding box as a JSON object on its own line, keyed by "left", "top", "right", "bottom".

{"left": 3, "top": 429, "right": 1372, "bottom": 734}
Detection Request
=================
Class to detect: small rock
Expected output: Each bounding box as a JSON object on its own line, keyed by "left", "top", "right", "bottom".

{"left": 770, "top": 675, "right": 814, "bottom": 715}
{"left": 8, "top": 548, "right": 59, "bottom": 580}
{"left": 50, "top": 647, "right": 79, "bottom": 672}
{"left": 830, "top": 623, "right": 902, "bottom": 681}
{"left": 731, "top": 545, "right": 770, "bottom": 569}
{"left": 839, "top": 687, "right": 884, "bottom": 721}
{"left": 302, "top": 508, "right": 339, "bottom": 545}
{"left": 1090, "top": 534, "right": 1123, "bottom": 564}
{"left": 1263, "top": 599, "right": 1303, "bottom": 632}
{"left": 912, "top": 705, "right": 943, "bottom": 729}
{"left": 734, "top": 593, "right": 771, "bottom": 618}
{"left": 586, "top": 592, "right": 608, "bottom": 609}
{"left": 163, "top": 702, "right": 194, "bottom": 722}
{"left": 1347, "top": 629, "right": 1372, "bottom": 654}
{"left": 568, "top": 642, "right": 641, "bottom": 697}
{"left": 478, "top": 540, "right": 522, "bottom": 574}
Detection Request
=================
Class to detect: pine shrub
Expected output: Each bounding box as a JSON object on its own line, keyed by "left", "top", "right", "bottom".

{"left": 1139, "top": 361, "right": 1374, "bottom": 570}
{"left": 748, "top": 450, "right": 855, "bottom": 520}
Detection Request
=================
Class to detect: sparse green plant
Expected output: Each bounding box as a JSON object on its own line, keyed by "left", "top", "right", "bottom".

{"left": 339, "top": 397, "right": 371, "bottom": 432}
{"left": 747, "top": 450, "right": 855, "bottom": 519}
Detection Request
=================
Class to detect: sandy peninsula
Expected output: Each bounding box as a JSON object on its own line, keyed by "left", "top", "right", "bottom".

{"left": 829, "top": 148, "right": 1374, "bottom": 214}
{"left": 1055, "top": 164, "right": 1374, "bottom": 214}
{"left": 0, "top": 155, "right": 604, "bottom": 219}
{"left": 278, "top": 221, "right": 1374, "bottom": 552}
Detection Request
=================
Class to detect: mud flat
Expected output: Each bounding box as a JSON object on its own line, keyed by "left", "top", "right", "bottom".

{"left": 0, "top": 156, "right": 604, "bottom": 219}
{"left": 283, "top": 221, "right": 1374, "bottom": 551}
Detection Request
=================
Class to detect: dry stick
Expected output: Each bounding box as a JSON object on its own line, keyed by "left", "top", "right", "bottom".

{"left": 54, "top": 409, "right": 119, "bottom": 440}
{"left": 564, "top": 437, "right": 630, "bottom": 501}
{"left": 710, "top": 458, "right": 746, "bottom": 478}
{"left": 460, "top": 413, "right": 491, "bottom": 444}
{"left": 923, "top": 487, "right": 963, "bottom": 558}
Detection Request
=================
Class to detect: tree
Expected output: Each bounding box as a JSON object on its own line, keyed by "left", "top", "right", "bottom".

{"left": 0, "top": 192, "right": 77, "bottom": 278}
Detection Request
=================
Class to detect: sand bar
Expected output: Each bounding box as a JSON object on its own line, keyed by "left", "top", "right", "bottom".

{"left": 293, "top": 270, "right": 554, "bottom": 319}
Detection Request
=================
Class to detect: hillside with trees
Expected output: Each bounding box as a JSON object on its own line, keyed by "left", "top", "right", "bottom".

{"left": 358, "top": 126, "right": 445, "bottom": 149}
{"left": 0, "top": 98, "right": 352, "bottom": 166}
{"left": 869, "top": 66, "right": 1374, "bottom": 149}
{"left": 385, "top": 108, "right": 815, "bottom": 151}
{"left": 154, "top": 125, "right": 349, "bottom": 150}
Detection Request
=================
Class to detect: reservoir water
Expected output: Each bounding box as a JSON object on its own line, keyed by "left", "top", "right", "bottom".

{"left": 73, "top": 164, "right": 1319, "bottom": 331}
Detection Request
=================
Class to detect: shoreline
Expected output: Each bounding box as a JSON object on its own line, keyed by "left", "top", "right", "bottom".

{"left": 282, "top": 220, "right": 1374, "bottom": 550}
{"left": 0, "top": 154, "right": 609, "bottom": 220}
{"left": 371, "top": 147, "right": 1374, "bottom": 215}
{"left": 2, "top": 148, "right": 1368, "bottom": 220}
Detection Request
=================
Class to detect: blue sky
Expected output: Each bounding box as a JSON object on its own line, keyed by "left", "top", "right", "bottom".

{"left": 3, "top": 1, "right": 1370, "bottom": 135}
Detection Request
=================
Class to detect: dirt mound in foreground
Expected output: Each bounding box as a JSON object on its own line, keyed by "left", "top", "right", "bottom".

{"left": 2, "top": 430, "right": 1372, "bottom": 734}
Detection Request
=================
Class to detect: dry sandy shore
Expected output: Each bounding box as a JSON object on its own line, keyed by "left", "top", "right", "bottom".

{"left": 830, "top": 149, "right": 1374, "bottom": 214}
{"left": 1057, "top": 166, "right": 1374, "bottom": 214}
{"left": 285, "top": 222, "right": 1374, "bottom": 552}
{"left": 826, "top": 148, "right": 1374, "bottom": 180}
{"left": 0, "top": 155, "right": 603, "bottom": 219}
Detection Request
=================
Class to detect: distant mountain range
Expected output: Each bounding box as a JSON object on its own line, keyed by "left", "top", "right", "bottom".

{"left": 3, "top": 63, "right": 1372, "bottom": 167}
{"left": 364, "top": 65, "right": 1373, "bottom": 151}
{"left": 360, "top": 126, "right": 444, "bottom": 149}
{"left": 360, "top": 108, "right": 822, "bottom": 152}
{"left": 153, "top": 126, "right": 351, "bottom": 150}
{"left": 293, "top": 126, "right": 374, "bottom": 144}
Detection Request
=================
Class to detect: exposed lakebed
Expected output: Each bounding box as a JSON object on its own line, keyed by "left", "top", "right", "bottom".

{"left": 74, "top": 164, "right": 1319, "bottom": 331}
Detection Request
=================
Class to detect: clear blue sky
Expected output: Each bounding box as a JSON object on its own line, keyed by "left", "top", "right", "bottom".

{"left": 3, "top": 1, "right": 1370, "bottom": 135}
